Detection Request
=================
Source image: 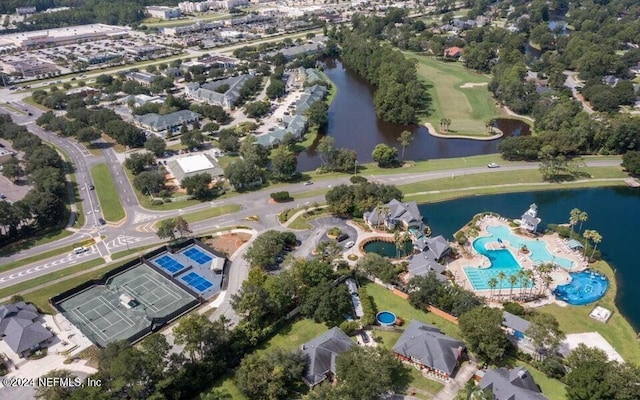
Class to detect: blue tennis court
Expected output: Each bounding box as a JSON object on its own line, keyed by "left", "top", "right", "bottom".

{"left": 155, "top": 255, "right": 186, "bottom": 275}
{"left": 180, "top": 272, "right": 213, "bottom": 293}
{"left": 183, "top": 247, "right": 212, "bottom": 265}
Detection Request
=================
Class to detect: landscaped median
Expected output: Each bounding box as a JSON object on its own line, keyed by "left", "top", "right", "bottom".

{"left": 90, "top": 163, "right": 125, "bottom": 222}
{"left": 153, "top": 204, "right": 241, "bottom": 229}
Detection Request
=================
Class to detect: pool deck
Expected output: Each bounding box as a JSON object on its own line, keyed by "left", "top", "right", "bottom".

{"left": 448, "top": 215, "right": 589, "bottom": 306}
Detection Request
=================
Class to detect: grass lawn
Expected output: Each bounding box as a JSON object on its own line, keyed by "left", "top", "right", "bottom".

{"left": 541, "top": 260, "right": 640, "bottom": 364}
{"left": 90, "top": 164, "right": 125, "bottom": 222}
{"left": 361, "top": 280, "right": 461, "bottom": 339}
{"left": 0, "top": 229, "right": 72, "bottom": 259}
{"left": 168, "top": 204, "right": 241, "bottom": 224}
{"left": 0, "top": 258, "right": 105, "bottom": 304}
{"left": 0, "top": 241, "right": 85, "bottom": 274}
{"left": 22, "top": 96, "right": 51, "bottom": 112}
{"left": 400, "top": 166, "right": 628, "bottom": 204}
{"left": 0, "top": 103, "right": 26, "bottom": 115}
{"left": 122, "top": 168, "right": 202, "bottom": 211}
{"left": 206, "top": 372, "right": 248, "bottom": 400}
{"left": 516, "top": 361, "right": 566, "bottom": 400}
{"left": 405, "top": 53, "right": 504, "bottom": 135}
{"left": 110, "top": 244, "right": 160, "bottom": 260}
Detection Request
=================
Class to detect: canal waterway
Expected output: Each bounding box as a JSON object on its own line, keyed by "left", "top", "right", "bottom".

{"left": 417, "top": 187, "right": 640, "bottom": 331}
{"left": 296, "top": 60, "right": 529, "bottom": 171}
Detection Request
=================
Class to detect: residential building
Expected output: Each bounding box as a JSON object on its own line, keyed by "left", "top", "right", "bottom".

{"left": 444, "top": 46, "right": 463, "bottom": 58}
{"left": 179, "top": 1, "right": 211, "bottom": 13}
{"left": 392, "top": 320, "right": 465, "bottom": 380}
{"left": 300, "top": 327, "right": 355, "bottom": 387}
{"left": 363, "top": 199, "right": 424, "bottom": 232}
{"left": 65, "top": 86, "right": 100, "bottom": 97}
{"left": 295, "top": 84, "right": 327, "bottom": 114}
{"left": 502, "top": 311, "right": 530, "bottom": 341}
{"left": 184, "top": 74, "right": 251, "bottom": 109}
{"left": 15, "top": 7, "right": 37, "bottom": 15}
{"left": 0, "top": 302, "right": 53, "bottom": 358}
{"left": 296, "top": 67, "right": 326, "bottom": 85}
{"left": 478, "top": 367, "right": 547, "bottom": 400}
{"left": 167, "top": 153, "right": 224, "bottom": 184}
{"left": 414, "top": 235, "right": 450, "bottom": 259}
{"left": 266, "top": 39, "right": 328, "bottom": 60}
{"left": 126, "top": 71, "right": 158, "bottom": 87}
{"left": 134, "top": 109, "right": 201, "bottom": 135}
{"left": 520, "top": 203, "right": 541, "bottom": 232}
{"left": 123, "top": 94, "right": 164, "bottom": 107}
{"left": 146, "top": 6, "right": 181, "bottom": 20}
{"left": 255, "top": 114, "right": 309, "bottom": 148}
{"left": 211, "top": 0, "right": 249, "bottom": 10}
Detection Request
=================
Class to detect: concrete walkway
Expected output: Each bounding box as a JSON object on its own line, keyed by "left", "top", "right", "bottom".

{"left": 431, "top": 361, "right": 478, "bottom": 400}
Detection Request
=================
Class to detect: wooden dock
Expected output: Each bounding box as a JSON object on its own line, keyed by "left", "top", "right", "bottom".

{"left": 625, "top": 178, "right": 640, "bottom": 188}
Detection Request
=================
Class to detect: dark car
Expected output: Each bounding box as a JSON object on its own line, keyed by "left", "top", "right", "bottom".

{"left": 88, "top": 184, "right": 95, "bottom": 190}
{"left": 98, "top": 218, "right": 106, "bottom": 225}
{"left": 336, "top": 233, "right": 349, "bottom": 242}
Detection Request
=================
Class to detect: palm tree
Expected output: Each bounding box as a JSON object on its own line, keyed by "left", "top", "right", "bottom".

{"left": 374, "top": 203, "right": 385, "bottom": 230}
{"left": 485, "top": 119, "right": 495, "bottom": 134}
{"left": 508, "top": 274, "right": 518, "bottom": 300}
{"left": 542, "top": 274, "right": 554, "bottom": 295}
{"left": 578, "top": 211, "right": 589, "bottom": 234}
{"left": 397, "top": 130, "right": 414, "bottom": 160}
{"left": 582, "top": 230, "right": 593, "bottom": 259}
{"left": 488, "top": 278, "right": 498, "bottom": 301}
{"left": 394, "top": 230, "right": 402, "bottom": 258}
{"left": 569, "top": 208, "right": 581, "bottom": 237}
{"left": 444, "top": 118, "right": 452, "bottom": 132}
{"left": 496, "top": 271, "right": 506, "bottom": 299}
{"left": 524, "top": 269, "right": 535, "bottom": 296}
{"left": 586, "top": 229, "right": 602, "bottom": 261}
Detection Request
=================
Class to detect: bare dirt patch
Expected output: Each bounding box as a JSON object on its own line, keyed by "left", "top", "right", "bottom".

{"left": 205, "top": 233, "right": 251, "bottom": 256}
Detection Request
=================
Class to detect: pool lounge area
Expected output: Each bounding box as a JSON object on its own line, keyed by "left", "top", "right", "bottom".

{"left": 448, "top": 215, "right": 587, "bottom": 301}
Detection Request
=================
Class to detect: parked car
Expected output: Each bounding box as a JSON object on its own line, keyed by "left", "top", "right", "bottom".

{"left": 88, "top": 184, "right": 95, "bottom": 190}
{"left": 344, "top": 241, "right": 355, "bottom": 249}
{"left": 303, "top": 181, "right": 313, "bottom": 186}
{"left": 487, "top": 163, "right": 500, "bottom": 168}
{"left": 98, "top": 218, "right": 106, "bottom": 225}
{"left": 336, "top": 233, "right": 349, "bottom": 242}
{"left": 0, "top": 193, "right": 6, "bottom": 200}
{"left": 361, "top": 332, "right": 370, "bottom": 344}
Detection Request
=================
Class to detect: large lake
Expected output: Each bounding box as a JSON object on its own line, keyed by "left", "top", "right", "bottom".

{"left": 418, "top": 187, "right": 640, "bottom": 331}
{"left": 297, "top": 60, "right": 517, "bottom": 171}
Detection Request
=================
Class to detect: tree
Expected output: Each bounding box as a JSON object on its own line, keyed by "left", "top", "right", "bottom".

{"left": 487, "top": 278, "right": 498, "bottom": 302}
{"left": 584, "top": 229, "right": 602, "bottom": 260}
{"left": 181, "top": 173, "right": 212, "bottom": 200}
{"left": 244, "top": 101, "right": 270, "bottom": 119}
{"left": 397, "top": 130, "right": 414, "bottom": 160}
{"left": 174, "top": 217, "right": 191, "bottom": 238}
{"left": 243, "top": 230, "right": 296, "bottom": 269}
{"left": 202, "top": 389, "right": 232, "bottom": 400}
{"left": 156, "top": 218, "right": 177, "bottom": 240}
{"left": 240, "top": 135, "right": 269, "bottom": 167}
{"left": 266, "top": 79, "right": 285, "bottom": 99}
{"left": 371, "top": 143, "right": 398, "bottom": 167}
{"left": 124, "top": 152, "right": 155, "bottom": 175}
{"left": 300, "top": 281, "right": 352, "bottom": 326}
{"left": 335, "top": 346, "right": 409, "bottom": 399}
{"left": 76, "top": 127, "right": 101, "bottom": 143}
{"left": 180, "top": 130, "right": 205, "bottom": 149}
{"left": 173, "top": 314, "right": 214, "bottom": 362}
{"left": 270, "top": 146, "right": 297, "bottom": 182}
{"left": 622, "top": 151, "right": 640, "bottom": 177}
{"left": 133, "top": 170, "right": 165, "bottom": 195}
{"left": 524, "top": 312, "right": 565, "bottom": 354}
{"left": 305, "top": 101, "right": 328, "bottom": 129}
{"left": 234, "top": 349, "right": 307, "bottom": 400}
{"left": 357, "top": 253, "right": 399, "bottom": 284}
{"left": 225, "top": 159, "right": 263, "bottom": 190}
{"left": 144, "top": 136, "right": 166, "bottom": 156}
{"left": 459, "top": 307, "right": 510, "bottom": 363}
{"left": 316, "top": 136, "right": 336, "bottom": 167}
{"left": 565, "top": 344, "right": 614, "bottom": 400}
{"left": 34, "top": 369, "right": 76, "bottom": 400}
{"left": 2, "top": 158, "right": 23, "bottom": 182}
{"left": 569, "top": 208, "right": 581, "bottom": 237}
{"left": 496, "top": 271, "right": 506, "bottom": 298}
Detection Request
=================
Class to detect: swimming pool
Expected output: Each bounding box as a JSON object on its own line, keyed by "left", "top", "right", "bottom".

{"left": 376, "top": 311, "right": 397, "bottom": 326}
{"left": 464, "top": 242, "right": 530, "bottom": 290}
{"left": 485, "top": 225, "right": 573, "bottom": 268}
{"left": 553, "top": 270, "right": 608, "bottom": 305}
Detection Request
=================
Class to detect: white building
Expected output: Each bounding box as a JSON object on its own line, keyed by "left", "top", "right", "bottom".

{"left": 211, "top": 0, "right": 249, "bottom": 9}
{"left": 146, "top": 6, "right": 181, "bottom": 20}
{"left": 520, "top": 203, "right": 541, "bottom": 233}
{"left": 0, "top": 24, "right": 130, "bottom": 50}
{"left": 179, "top": 1, "right": 211, "bottom": 13}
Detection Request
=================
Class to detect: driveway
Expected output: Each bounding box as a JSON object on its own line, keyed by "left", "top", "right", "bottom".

{"left": 431, "top": 361, "right": 478, "bottom": 400}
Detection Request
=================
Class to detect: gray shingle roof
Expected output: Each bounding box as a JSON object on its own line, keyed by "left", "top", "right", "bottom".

{"left": 479, "top": 367, "right": 548, "bottom": 400}
{"left": 301, "top": 327, "right": 355, "bottom": 386}
{"left": 185, "top": 74, "right": 251, "bottom": 107}
{"left": 0, "top": 302, "right": 52, "bottom": 355}
{"left": 425, "top": 235, "right": 450, "bottom": 259}
{"left": 407, "top": 252, "right": 447, "bottom": 281}
{"left": 135, "top": 109, "right": 200, "bottom": 132}
{"left": 502, "top": 311, "right": 530, "bottom": 334}
{"left": 392, "top": 320, "right": 464, "bottom": 375}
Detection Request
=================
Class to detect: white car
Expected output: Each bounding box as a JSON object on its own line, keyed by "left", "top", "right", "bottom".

{"left": 344, "top": 241, "right": 355, "bottom": 249}
{"left": 303, "top": 181, "right": 313, "bottom": 186}
{"left": 487, "top": 163, "right": 500, "bottom": 168}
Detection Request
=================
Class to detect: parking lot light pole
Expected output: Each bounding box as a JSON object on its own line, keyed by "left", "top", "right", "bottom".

{"left": 354, "top": 159, "right": 358, "bottom": 175}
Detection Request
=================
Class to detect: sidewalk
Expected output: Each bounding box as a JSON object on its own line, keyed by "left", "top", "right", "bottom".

{"left": 431, "top": 361, "right": 478, "bottom": 400}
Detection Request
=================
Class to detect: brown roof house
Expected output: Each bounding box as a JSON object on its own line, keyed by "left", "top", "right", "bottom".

{"left": 0, "top": 302, "right": 53, "bottom": 358}
{"left": 444, "top": 46, "right": 463, "bottom": 58}
{"left": 300, "top": 327, "right": 355, "bottom": 387}
{"left": 392, "top": 320, "right": 465, "bottom": 381}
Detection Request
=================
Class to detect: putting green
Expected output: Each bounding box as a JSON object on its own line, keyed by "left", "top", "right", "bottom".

{"left": 407, "top": 53, "right": 504, "bottom": 136}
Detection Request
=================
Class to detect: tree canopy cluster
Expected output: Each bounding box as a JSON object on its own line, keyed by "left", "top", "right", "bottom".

{"left": 325, "top": 182, "right": 403, "bottom": 217}
{"left": 407, "top": 272, "right": 483, "bottom": 318}
{"left": 316, "top": 136, "right": 358, "bottom": 174}
{"left": 0, "top": 115, "right": 68, "bottom": 248}
{"left": 243, "top": 230, "right": 296, "bottom": 269}
{"left": 336, "top": 20, "right": 427, "bottom": 124}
